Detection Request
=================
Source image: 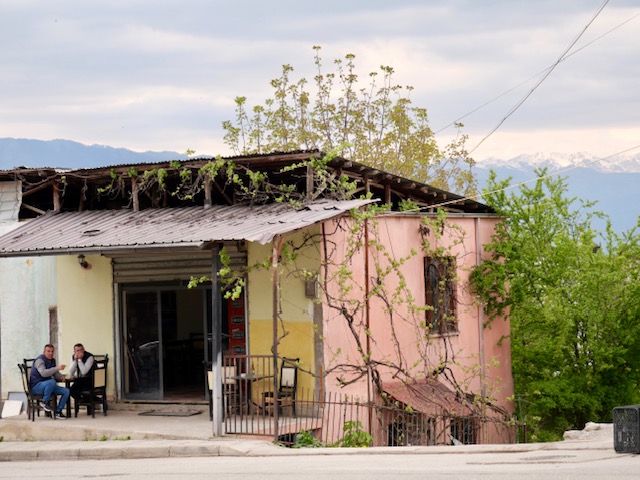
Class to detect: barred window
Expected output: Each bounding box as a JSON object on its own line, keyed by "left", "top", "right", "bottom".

{"left": 424, "top": 256, "right": 457, "bottom": 333}
{"left": 450, "top": 416, "right": 477, "bottom": 445}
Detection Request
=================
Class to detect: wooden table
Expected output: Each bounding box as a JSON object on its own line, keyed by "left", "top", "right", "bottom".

{"left": 63, "top": 378, "right": 75, "bottom": 418}
{"left": 232, "top": 373, "right": 274, "bottom": 415}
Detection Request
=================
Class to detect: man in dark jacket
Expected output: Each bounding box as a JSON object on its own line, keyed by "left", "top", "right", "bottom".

{"left": 68, "top": 343, "right": 95, "bottom": 400}
{"left": 29, "top": 344, "right": 70, "bottom": 419}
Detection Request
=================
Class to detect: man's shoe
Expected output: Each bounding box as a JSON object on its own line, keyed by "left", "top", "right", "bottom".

{"left": 40, "top": 401, "right": 52, "bottom": 413}
{"left": 54, "top": 412, "right": 67, "bottom": 419}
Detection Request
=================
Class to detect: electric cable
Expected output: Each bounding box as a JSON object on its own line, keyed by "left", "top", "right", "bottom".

{"left": 434, "top": 10, "right": 640, "bottom": 135}
{"left": 466, "top": 0, "right": 610, "bottom": 155}
{"left": 422, "top": 143, "right": 640, "bottom": 211}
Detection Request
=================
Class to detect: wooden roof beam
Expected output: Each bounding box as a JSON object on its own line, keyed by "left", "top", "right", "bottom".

{"left": 21, "top": 179, "right": 56, "bottom": 197}
{"left": 204, "top": 178, "right": 212, "bottom": 209}
{"left": 53, "top": 182, "right": 60, "bottom": 212}
{"left": 22, "top": 203, "right": 46, "bottom": 215}
{"left": 132, "top": 178, "right": 140, "bottom": 212}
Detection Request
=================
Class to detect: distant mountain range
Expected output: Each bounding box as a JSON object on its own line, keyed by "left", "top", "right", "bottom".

{"left": 0, "top": 137, "right": 188, "bottom": 170}
{"left": 477, "top": 151, "right": 640, "bottom": 174}
{"left": 474, "top": 152, "right": 640, "bottom": 234}
{"left": 1, "top": 138, "right": 637, "bottom": 234}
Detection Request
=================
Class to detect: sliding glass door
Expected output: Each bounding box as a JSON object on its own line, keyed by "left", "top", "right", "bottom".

{"left": 122, "top": 290, "right": 165, "bottom": 400}
{"left": 120, "top": 284, "right": 215, "bottom": 401}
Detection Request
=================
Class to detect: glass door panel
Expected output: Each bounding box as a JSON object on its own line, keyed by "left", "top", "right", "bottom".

{"left": 123, "top": 291, "right": 162, "bottom": 400}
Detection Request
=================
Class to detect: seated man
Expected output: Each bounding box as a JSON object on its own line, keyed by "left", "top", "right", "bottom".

{"left": 29, "top": 344, "right": 70, "bottom": 419}
{"left": 68, "top": 343, "right": 95, "bottom": 400}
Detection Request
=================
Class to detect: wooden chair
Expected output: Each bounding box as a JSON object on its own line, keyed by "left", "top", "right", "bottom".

{"left": 18, "top": 359, "right": 57, "bottom": 421}
{"left": 205, "top": 361, "right": 238, "bottom": 420}
{"left": 262, "top": 357, "right": 299, "bottom": 417}
{"left": 73, "top": 354, "right": 109, "bottom": 418}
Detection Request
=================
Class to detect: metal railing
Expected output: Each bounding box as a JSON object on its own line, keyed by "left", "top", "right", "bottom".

{"left": 220, "top": 355, "right": 521, "bottom": 447}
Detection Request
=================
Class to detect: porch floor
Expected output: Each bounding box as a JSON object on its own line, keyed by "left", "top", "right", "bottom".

{"left": 0, "top": 401, "right": 314, "bottom": 443}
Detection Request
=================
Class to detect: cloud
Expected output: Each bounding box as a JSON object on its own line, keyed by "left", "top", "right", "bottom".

{"left": 0, "top": 1, "right": 638, "bottom": 159}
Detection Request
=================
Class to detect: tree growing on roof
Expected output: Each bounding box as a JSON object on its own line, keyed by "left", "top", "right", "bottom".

{"left": 93, "top": 150, "right": 512, "bottom": 442}
{"left": 171, "top": 153, "right": 513, "bottom": 440}
{"left": 221, "top": 46, "right": 476, "bottom": 196}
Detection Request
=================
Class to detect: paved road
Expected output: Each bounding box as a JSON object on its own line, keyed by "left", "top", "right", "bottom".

{"left": 0, "top": 449, "right": 637, "bottom": 480}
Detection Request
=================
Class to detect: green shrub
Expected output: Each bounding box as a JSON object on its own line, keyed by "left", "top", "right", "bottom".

{"left": 292, "top": 430, "right": 323, "bottom": 448}
{"left": 333, "top": 420, "right": 373, "bottom": 448}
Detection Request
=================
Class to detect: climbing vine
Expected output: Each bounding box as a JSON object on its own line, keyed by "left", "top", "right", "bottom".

{"left": 85, "top": 149, "right": 510, "bottom": 428}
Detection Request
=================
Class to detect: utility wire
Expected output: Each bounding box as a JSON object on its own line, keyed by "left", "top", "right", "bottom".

{"left": 422, "top": 143, "right": 640, "bottom": 211}
{"left": 466, "top": 0, "right": 610, "bottom": 155}
{"left": 434, "top": 10, "right": 640, "bottom": 135}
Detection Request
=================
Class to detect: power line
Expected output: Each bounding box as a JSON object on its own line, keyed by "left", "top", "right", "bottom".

{"left": 423, "top": 143, "right": 640, "bottom": 211}
{"left": 434, "top": 10, "right": 640, "bottom": 136}
{"left": 466, "top": 0, "right": 610, "bottom": 155}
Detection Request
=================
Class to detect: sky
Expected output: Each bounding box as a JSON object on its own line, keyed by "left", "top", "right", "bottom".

{"left": 1, "top": 0, "right": 638, "bottom": 161}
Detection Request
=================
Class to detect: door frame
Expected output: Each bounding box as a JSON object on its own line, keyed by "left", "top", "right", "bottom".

{"left": 118, "top": 282, "right": 212, "bottom": 401}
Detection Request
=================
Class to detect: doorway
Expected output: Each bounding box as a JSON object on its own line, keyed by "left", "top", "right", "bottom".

{"left": 121, "top": 283, "right": 245, "bottom": 402}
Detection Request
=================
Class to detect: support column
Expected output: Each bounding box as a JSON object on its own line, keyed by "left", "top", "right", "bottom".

{"left": 210, "top": 245, "right": 223, "bottom": 436}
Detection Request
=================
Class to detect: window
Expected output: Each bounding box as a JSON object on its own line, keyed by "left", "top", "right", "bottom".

{"left": 450, "top": 416, "right": 477, "bottom": 445}
{"left": 387, "top": 415, "right": 435, "bottom": 446}
{"left": 424, "top": 256, "right": 457, "bottom": 333}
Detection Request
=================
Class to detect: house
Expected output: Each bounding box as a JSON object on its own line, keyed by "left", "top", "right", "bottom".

{"left": 0, "top": 151, "right": 513, "bottom": 444}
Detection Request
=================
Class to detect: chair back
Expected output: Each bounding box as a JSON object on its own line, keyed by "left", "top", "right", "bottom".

{"left": 204, "top": 360, "right": 239, "bottom": 420}
{"left": 279, "top": 357, "right": 299, "bottom": 395}
{"left": 205, "top": 363, "right": 236, "bottom": 389}
{"left": 19, "top": 358, "right": 50, "bottom": 421}
{"left": 18, "top": 363, "right": 30, "bottom": 398}
{"left": 21, "top": 359, "right": 38, "bottom": 394}
{"left": 92, "top": 355, "right": 109, "bottom": 389}
{"left": 73, "top": 353, "right": 109, "bottom": 418}
{"left": 222, "top": 365, "right": 236, "bottom": 385}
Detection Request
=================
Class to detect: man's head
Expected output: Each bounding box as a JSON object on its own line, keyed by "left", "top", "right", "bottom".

{"left": 73, "top": 343, "right": 85, "bottom": 356}
{"left": 43, "top": 344, "right": 55, "bottom": 360}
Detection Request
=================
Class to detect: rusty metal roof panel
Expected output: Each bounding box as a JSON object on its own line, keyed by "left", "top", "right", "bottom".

{"left": 382, "top": 380, "right": 471, "bottom": 416}
{"left": 0, "top": 199, "right": 374, "bottom": 256}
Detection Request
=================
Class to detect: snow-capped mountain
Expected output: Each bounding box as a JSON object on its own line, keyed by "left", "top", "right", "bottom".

{"left": 474, "top": 152, "right": 640, "bottom": 234}
{"left": 477, "top": 152, "right": 640, "bottom": 174}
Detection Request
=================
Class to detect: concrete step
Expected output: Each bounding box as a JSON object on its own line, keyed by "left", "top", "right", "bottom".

{"left": 108, "top": 401, "right": 208, "bottom": 414}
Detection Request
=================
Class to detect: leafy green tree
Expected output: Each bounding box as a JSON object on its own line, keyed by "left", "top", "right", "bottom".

{"left": 471, "top": 170, "right": 640, "bottom": 441}
{"left": 222, "top": 46, "right": 476, "bottom": 195}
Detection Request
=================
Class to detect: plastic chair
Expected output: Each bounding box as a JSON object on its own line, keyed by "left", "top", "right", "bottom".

{"left": 18, "top": 359, "right": 57, "bottom": 421}
{"left": 73, "top": 354, "right": 109, "bottom": 418}
{"left": 262, "top": 357, "right": 299, "bottom": 417}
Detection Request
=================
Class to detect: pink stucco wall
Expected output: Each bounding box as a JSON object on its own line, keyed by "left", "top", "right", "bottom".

{"left": 320, "top": 213, "right": 514, "bottom": 415}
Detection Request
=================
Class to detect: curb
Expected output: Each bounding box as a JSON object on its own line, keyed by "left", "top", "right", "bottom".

{"left": 0, "top": 439, "right": 614, "bottom": 462}
{"left": 0, "top": 440, "right": 224, "bottom": 462}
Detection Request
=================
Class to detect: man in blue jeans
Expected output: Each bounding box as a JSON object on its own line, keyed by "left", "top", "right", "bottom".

{"left": 29, "top": 344, "right": 70, "bottom": 419}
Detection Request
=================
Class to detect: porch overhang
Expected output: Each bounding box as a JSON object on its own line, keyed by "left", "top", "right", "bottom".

{"left": 0, "top": 199, "right": 374, "bottom": 257}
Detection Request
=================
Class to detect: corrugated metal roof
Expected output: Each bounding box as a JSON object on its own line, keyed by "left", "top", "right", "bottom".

{"left": 0, "top": 199, "right": 374, "bottom": 256}
{"left": 0, "top": 150, "right": 495, "bottom": 215}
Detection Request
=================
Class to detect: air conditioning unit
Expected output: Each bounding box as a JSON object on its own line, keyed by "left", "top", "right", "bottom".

{"left": 613, "top": 405, "right": 640, "bottom": 453}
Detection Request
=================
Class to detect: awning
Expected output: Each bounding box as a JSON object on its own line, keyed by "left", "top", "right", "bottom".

{"left": 382, "top": 379, "right": 472, "bottom": 416}
{"left": 0, "top": 199, "right": 374, "bottom": 257}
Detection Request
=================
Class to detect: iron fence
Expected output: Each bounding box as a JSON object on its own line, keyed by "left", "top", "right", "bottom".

{"left": 220, "top": 355, "right": 522, "bottom": 447}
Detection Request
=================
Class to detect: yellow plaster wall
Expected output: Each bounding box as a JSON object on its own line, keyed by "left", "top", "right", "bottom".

{"left": 56, "top": 254, "right": 115, "bottom": 395}
{"left": 246, "top": 229, "right": 321, "bottom": 394}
